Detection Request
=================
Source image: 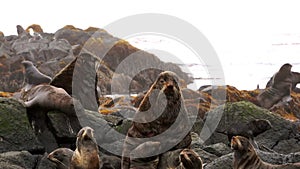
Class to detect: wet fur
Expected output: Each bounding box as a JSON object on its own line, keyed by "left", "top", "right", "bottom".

{"left": 257, "top": 63, "right": 293, "bottom": 109}
{"left": 122, "top": 71, "right": 191, "bottom": 169}
{"left": 231, "top": 136, "right": 300, "bottom": 169}
{"left": 70, "top": 127, "right": 100, "bottom": 169}
{"left": 48, "top": 148, "right": 74, "bottom": 169}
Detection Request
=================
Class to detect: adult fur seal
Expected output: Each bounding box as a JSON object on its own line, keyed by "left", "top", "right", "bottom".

{"left": 231, "top": 136, "right": 300, "bottom": 169}
{"left": 122, "top": 71, "right": 191, "bottom": 169}
{"left": 22, "top": 84, "right": 81, "bottom": 132}
{"left": 22, "top": 60, "right": 52, "bottom": 91}
{"left": 226, "top": 119, "right": 272, "bottom": 148}
{"left": 267, "top": 71, "right": 300, "bottom": 93}
{"left": 47, "top": 148, "right": 74, "bottom": 169}
{"left": 70, "top": 126, "right": 100, "bottom": 169}
{"left": 257, "top": 63, "right": 293, "bottom": 109}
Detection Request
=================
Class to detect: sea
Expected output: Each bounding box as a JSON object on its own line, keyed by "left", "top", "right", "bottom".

{"left": 126, "top": 33, "right": 300, "bottom": 91}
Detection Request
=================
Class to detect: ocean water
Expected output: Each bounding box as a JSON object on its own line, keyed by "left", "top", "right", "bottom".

{"left": 127, "top": 34, "right": 300, "bottom": 91}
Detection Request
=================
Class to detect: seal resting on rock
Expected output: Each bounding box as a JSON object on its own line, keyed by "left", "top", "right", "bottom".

{"left": 121, "top": 71, "right": 191, "bottom": 169}
{"left": 22, "top": 84, "right": 81, "bottom": 132}
{"left": 226, "top": 119, "right": 272, "bottom": 148}
{"left": 231, "top": 136, "right": 300, "bottom": 169}
{"left": 22, "top": 60, "right": 52, "bottom": 91}
{"left": 47, "top": 148, "right": 74, "bottom": 169}
{"left": 257, "top": 63, "right": 293, "bottom": 109}
{"left": 70, "top": 126, "right": 100, "bottom": 169}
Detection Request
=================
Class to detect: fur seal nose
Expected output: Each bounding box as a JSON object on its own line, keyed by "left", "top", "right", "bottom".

{"left": 166, "top": 81, "right": 174, "bottom": 89}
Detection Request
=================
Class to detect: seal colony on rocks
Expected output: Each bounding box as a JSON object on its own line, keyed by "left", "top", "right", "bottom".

{"left": 257, "top": 63, "right": 293, "bottom": 109}
{"left": 70, "top": 126, "right": 100, "bottom": 169}
{"left": 231, "top": 136, "right": 300, "bottom": 169}
{"left": 121, "top": 71, "right": 191, "bottom": 169}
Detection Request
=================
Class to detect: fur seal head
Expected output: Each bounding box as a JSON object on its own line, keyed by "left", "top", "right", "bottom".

{"left": 179, "top": 149, "right": 203, "bottom": 169}
{"left": 47, "top": 148, "right": 73, "bottom": 169}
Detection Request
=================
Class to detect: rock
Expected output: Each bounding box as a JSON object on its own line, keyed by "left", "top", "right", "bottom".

{"left": 204, "top": 153, "right": 233, "bottom": 169}
{"left": 202, "top": 143, "right": 232, "bottom": 157}
{"left": 0, "top": 151, "right": 39, "bottom": 169}
{"left": 0, "top": 97, "right": 43, "bottom": 153}
{"left": 200, "top": 101, "right": 300, "bottom": 154}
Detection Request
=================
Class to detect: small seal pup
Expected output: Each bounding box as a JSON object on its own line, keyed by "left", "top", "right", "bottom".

{"left": 47, "top": 148, "right": 74, "bottom": 169}
{"left": 226, "top": 119, "right": 272, "bottom": 148}
{"left": 231, "top": 136, "right": 300, "bottom": 169}
{"left": 70, "top": 126, "right": 100, "bottom": 169}
{"left": 22, "top": 60, "right": 52, "bottom": 91}
{"left": 122, "top": 71, "right": 191, "bottom": 169}
{"left": 257, "top": 63, "right": 293, "bottom": 109}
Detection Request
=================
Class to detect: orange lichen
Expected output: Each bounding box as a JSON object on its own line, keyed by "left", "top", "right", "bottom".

{"left": 0, "top": 91, "right": 13, "bottom": 97}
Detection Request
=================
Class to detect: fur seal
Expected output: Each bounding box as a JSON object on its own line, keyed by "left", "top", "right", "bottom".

{"left": 158, "top": 148, "right": 203, "bottom": 169}
{"left": 22, "top": 84, "right": 81, "bottom": 132}
{"left": 231, "top": 136, "right": 300, "bottom": 169}
{"left": 47, "top": 148, "right": 74, "bottom": 169}
{"left": 26, "top": 24, "right": 44, "bottom": 33}
{"left": 257, "top": 63, "right": 293, "bottom": 109}
{"left": 22, "top": 60, "right": 52, "bottom": 91}
{"left": 70, "top": 126, "right": 100, "bottom": 169}
{"left": 226, "top": 119, "right": 272, "bottom": 148}
{"left": 122, "top": 71, "right": 191, "bottom": 169}
{"left": 267, "top": 71, "right": 300, "bottom": 93}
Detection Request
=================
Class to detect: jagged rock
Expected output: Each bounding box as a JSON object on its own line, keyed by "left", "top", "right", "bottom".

{"left": 0, "top": 97, "right": 43, "bottom": 153}
{"left": 0, "top": 151, "right": 39, "bottom": 169}
{"left": 200, "top": 101, "right": 300, "bottom": 154}
{"left": 204, "top": 153, "right": 233, "bottom": 169}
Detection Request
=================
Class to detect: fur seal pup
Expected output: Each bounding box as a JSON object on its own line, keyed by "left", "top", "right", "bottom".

{"left": 122, "top": 71, "right": 191, "bottom": 169}
{"left": 158, "top": 148, "right": 203, "bottom": 169}
{"left": 22, "top": 60, "right": 52, "bottom": 91}
{"left": 226, "top": 119, "right": 272, "bottom": 148}
{"left": 257, "top": 63, "right": 293, "bottom": 109}
{"left": 231, "top": 136, "right": 300, "bottom": 169}
{"left": 70, "top": 126, "right": 100, "bottom": 169}
{"left": 47, "top": 148, "right": 74, "bottom": 169}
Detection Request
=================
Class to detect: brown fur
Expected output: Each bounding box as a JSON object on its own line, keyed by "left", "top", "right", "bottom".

{"left": 70, "top": 127, "right": 100, "bottom": 169}
{"left": 48, "top": 148, "right": 73, "bottom": 169}
{"left": 257, "top": 63, "right": 293, "bottom": 109}
{"left": 158, "top": 148, "right": 203, "bottom": 169}
{"left": 231, "top": 136, "right": 300, "bottom": 169}
{"left": 22, "top": 84, "right": 81, "bottom": 132}
{"left": 122, "top": 71, "right": 191, "bottom": 169}
{"left": 26, "top": 24, "right": 43, "bottom": 33}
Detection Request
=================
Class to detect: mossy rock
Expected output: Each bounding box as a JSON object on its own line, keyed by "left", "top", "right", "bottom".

{"left": 0, "top": 97, "right": 43, "bottom": 153}
{"left": 198, "top": 101, "right": 299, "bottom": 154}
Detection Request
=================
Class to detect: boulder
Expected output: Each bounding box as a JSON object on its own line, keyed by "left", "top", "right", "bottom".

{"left": 0, "top": 97, "right": 43, "bottom": 153}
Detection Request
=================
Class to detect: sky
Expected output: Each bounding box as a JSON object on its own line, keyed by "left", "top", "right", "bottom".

{"left": 1, "top": 0, "right": 300, "bottom": 90}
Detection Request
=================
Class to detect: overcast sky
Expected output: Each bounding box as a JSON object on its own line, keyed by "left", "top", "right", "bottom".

{"left": 2, "top": 0, "right": 300, "bottom": 89}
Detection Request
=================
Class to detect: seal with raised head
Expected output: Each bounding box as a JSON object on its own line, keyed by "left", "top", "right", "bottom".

{"left": 122, "top": 71, "right": 191, "bottom": 169}
{"left": 22, "top": 60, "right": 52, "bottom": 91}
{"left": 231, "top": 136, "right": 300, "bottom": 169}
{"left": 257, "top": 63, "right": 293, "bottom": 109}
{"left": 226, "top": 119, "right": 272, "bottom": 148}
{"left": 70, "top": 126, "right": 100, "bottom": 169}
{"left": 47, "top": 148, "right": 74, "bottom": 169}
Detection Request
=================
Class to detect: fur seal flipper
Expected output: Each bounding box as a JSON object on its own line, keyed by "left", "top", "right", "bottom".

{"left": 231, "top": 136, "right": 300, "bottom": 169}
{"left": 258, "top": 63, "right": 293, "bottom": 109}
